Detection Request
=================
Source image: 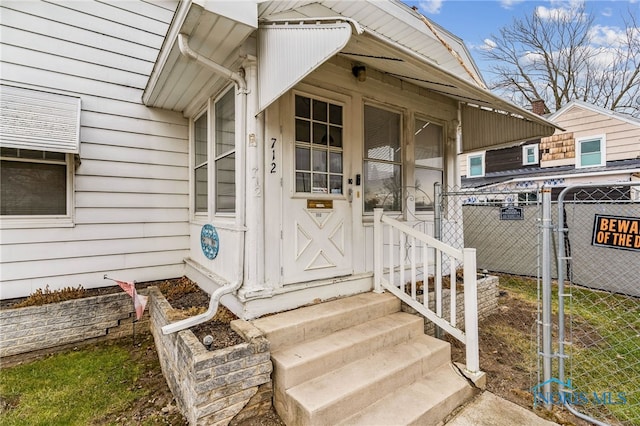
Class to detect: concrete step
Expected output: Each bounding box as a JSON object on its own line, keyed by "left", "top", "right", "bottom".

{"left": 338, "top": 363, "right": 476, "bottom": 426}
{"left": 272, "top": 311, "right": 425, "bottom": 390}
{"left": 252, "top": 292, "right": 400, "bottom": 351}
{"left": 278, "top": 334, "right": 451, "bottom": 426}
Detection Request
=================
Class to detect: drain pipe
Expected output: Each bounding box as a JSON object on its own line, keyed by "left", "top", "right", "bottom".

{"left": 177, "top": 33, "right": 247, "bottom": 92}
{"left": 161, "top": 238, "right": 245, "bottom": 334}
{"left": 161, "top": 33, "right": 248, "bottom": 335}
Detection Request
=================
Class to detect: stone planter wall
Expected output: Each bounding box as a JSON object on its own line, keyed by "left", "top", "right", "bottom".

{"left": 402, "top": 275, "right": 499, "bottom": 335}
{"left": 147, "top": 287, "right": 273, "bottom": 426}
{"left": 0, "top": 291, "right": 148, "bottom": 364}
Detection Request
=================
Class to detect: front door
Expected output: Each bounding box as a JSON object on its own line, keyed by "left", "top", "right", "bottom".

{"left": 281, "top": 92, "right": 353, "bottom": 284}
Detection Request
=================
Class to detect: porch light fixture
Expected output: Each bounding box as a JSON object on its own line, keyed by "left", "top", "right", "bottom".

{"left": 352, "top": 65, "right": 366, "bottom": 82}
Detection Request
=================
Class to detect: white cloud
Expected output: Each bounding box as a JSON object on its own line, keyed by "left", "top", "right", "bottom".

{"left": 500, "top": 0, "right": 525, "bottom": 9}
{"left": 480, "top": 38, "right": 498, "bottom": 51}
{"left": 589, "top": 25, "right": 627, "bottom": 47}
{"left": 536, "top": 0, "right": 587, "bottom": 22}
{"left": 418, "top": 0, "right": 443, "bottom": 14}
{"left": 601, "top": 7, "right": 613, "bottom": 18}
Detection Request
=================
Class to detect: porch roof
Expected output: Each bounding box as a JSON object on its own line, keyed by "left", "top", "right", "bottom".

{"left": 143, "top": 0, "right": 561, "bottom": 152}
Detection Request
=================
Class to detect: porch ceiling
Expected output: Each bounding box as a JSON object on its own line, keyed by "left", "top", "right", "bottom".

{"left": 142, "top": 0, "right": 258, "bottom": 114}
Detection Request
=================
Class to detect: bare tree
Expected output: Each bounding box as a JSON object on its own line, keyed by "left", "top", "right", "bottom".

{"left": 482, "top": 3, "right": 640, "bottom": 117}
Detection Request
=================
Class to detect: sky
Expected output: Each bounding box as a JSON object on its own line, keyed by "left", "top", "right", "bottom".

{"left": 403, "top": 0, "right": 639, "bottom": 80}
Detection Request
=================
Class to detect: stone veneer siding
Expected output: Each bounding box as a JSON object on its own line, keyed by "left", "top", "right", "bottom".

{"left": 0, "top": 291, "right": 148, "bottom": 363}
{"left": 147, "top": 287, "right": 273, "bottom": 426}
{"left": 402, "top": 275, "right": 499, "bottom": 335}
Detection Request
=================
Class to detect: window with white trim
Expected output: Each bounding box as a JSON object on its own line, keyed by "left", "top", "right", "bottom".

{"left": 294, "top": 94, "right": 343, "bottom": 194}
{"left": 414, "top": 117, "right": 443, "bottom": 211}
{"left": 192, "top": 87, "right": 235, "bottom": 215}
{"left": 364, "top": 104, "right": 402, "bottom": 212}
{"left": 1, "top": 148, "right": 71, "bottom": 215}
{"left": 522, "top": 144, "right": 539, "bottom": 165}
{"left": 576, "top": 135, "right": 605, "bottom": 168}
{"left": 467, "top": 153, "right": 485, "bottom": 177}
{"left": 0, "top": 86, "right": 79, "bottom": 223}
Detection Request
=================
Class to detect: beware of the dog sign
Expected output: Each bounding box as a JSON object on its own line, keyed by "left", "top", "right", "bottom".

{"left": 591, "top": 214, "right": 640, "bottom": 252}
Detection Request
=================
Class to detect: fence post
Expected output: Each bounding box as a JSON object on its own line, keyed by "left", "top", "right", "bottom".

{"left": 541, "top": 187, "right": 553, "bottom": 409}
{"left": 463, "top": 247, "right": 479, "bottom": 374}
{"left": 374, "top": 208, "right": 383, "bottom": 294}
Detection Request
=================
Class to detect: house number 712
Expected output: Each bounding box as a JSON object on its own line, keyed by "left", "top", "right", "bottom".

{"left": 270, "top": 138, "right": 277, "bottom": 173}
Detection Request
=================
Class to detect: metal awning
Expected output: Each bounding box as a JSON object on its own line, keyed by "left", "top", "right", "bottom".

{"left": 142, "top": 0, "right": 258, "bottom": 114}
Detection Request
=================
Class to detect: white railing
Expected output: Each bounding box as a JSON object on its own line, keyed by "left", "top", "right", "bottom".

{"left": 373, "top": 208, "right": 479, "bottom": 374}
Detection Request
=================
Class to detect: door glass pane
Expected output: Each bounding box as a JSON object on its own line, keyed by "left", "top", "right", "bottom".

{"left": 296, "top": 119, "right": 310, "bottom": 143}
{"left": 295, "top": 95, "right": 310, "bottom": 118}
{"left": 330, "top": 152, "right": 342, "bottom": 173}
{"left": 312, "top": 174, "right": 327, "bottom": 193}
{"left": 329, "top": 126, "right": 342, "bottom": 147}
{"left": 313, "top": 99, "right": 327, "bottom": 122}
{"left": 296, "top": 172, "right": 311, "bottom": 192}
{"left": 1, "top": 160, "right": 66, "bottom": 215}
{"left": 313, "top": 150, "right": 327, "bottom": 172}
{"left": 296, "top": 147, "right": 310, "bottom": 171}
{"left": 329, "top": 175, "right": 343, "bottom": 194}
{"left": 313, "top": 123, "right": 328, "bottom": 145}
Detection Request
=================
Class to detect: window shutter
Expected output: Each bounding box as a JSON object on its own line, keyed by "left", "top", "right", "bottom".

{"left": 0, "top": 85, "right": 81, "bottom": 154}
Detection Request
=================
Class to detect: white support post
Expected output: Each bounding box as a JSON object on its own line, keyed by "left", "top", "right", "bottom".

{"left": 463, "top": 247, "right": 479, "bottom": 374}
{"left": 374, "top": 208, "right": 384, "bottom": 293}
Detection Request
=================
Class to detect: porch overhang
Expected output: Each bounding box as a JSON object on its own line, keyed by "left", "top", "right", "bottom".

{"left": 142, "top": 0, "right": 258, "bottom": 114}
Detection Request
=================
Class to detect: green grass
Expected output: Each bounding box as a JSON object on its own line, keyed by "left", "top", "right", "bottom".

{"left": 498, "top": 275, "right": 640, "bottom": 425}
{"left": 0, "top": 341, "right": 145, "bottom": 426}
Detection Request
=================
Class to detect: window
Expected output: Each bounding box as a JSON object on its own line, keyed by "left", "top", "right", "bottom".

{"left": 576, "top": 136, "right": 605, "bottom": 168}
{"left": 1, "top": 148, "right": 70, "bottom": 216}
{"left": 522, "top": 144, "right": 538, "bottom": 165}
{"left": 414, "top": 118, "right": 443, "bottom": 211}
{"left": 192, "top": 87, "right": 235, "bottom": 215}
{"left": 364, "top": 105, "right": 402, "bottom": 212}
{"left": 294, "top": 94, "right": 343, "bottom": 194}
{"left": 215, "top": 89, "right": 235, "bottom": 213}
{"left": 467, "top": 153, "right": 485, "bottom": 177}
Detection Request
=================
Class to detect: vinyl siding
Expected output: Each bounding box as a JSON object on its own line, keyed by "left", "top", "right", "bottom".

{"left": 0, "top": 0, "right": 187, "bottom": 299}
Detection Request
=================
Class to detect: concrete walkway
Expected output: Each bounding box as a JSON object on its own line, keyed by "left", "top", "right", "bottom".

{"left": 445, "top": 392, "right": 559, "bottom": 426}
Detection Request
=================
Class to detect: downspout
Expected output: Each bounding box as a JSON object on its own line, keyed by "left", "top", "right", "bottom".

{"left": 162, "top": 33, "right": 248, "bottom": 335}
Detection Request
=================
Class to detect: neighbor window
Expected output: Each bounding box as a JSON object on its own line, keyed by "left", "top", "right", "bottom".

{"left": 363, "top": 105, "right": 402, "bottom": 212}
{"left": 1, "top": 148, "right": 70, "bottom": 216}
{"left": 192, "top": 87, "right": 235, "bottom": 215}
{"left": 294, "top": 94, "right": 343, "bottom": 194}
{"left": 414, "top": 118, "right": 443, "bottom": 211}
{"left": 576, "top": 136, "right": 605, "bottom": 168}
{"left": 522, "top": 144, "right": 538, "bottom": 165}
{"left": 467, "top": 153, "right": 485, "bottom": 177}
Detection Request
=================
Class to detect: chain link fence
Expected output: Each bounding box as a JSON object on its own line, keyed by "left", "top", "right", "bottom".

{"left": 556, "top": 184, "right": 640, "bottom": 426}
{"left": 439, "top": 186, "right": 544, "bottom": 415}
{"left": 440, "top": 183, "right": 639, "bottom": 425}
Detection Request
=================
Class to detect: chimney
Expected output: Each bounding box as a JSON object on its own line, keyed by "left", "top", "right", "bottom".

{"left": 531, "top": 99, "right": 546, "bottom": 115}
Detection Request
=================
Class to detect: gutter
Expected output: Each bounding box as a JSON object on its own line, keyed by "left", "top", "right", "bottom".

{"left": 161, "top": 33, "right": 248, "bottom": 335}
{"left": 177, "top": 33, "right": 247, "bottom": 92}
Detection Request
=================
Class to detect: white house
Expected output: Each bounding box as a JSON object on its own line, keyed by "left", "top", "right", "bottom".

{"left": 0, "top": 0, "right": 558, "bottom": 320}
